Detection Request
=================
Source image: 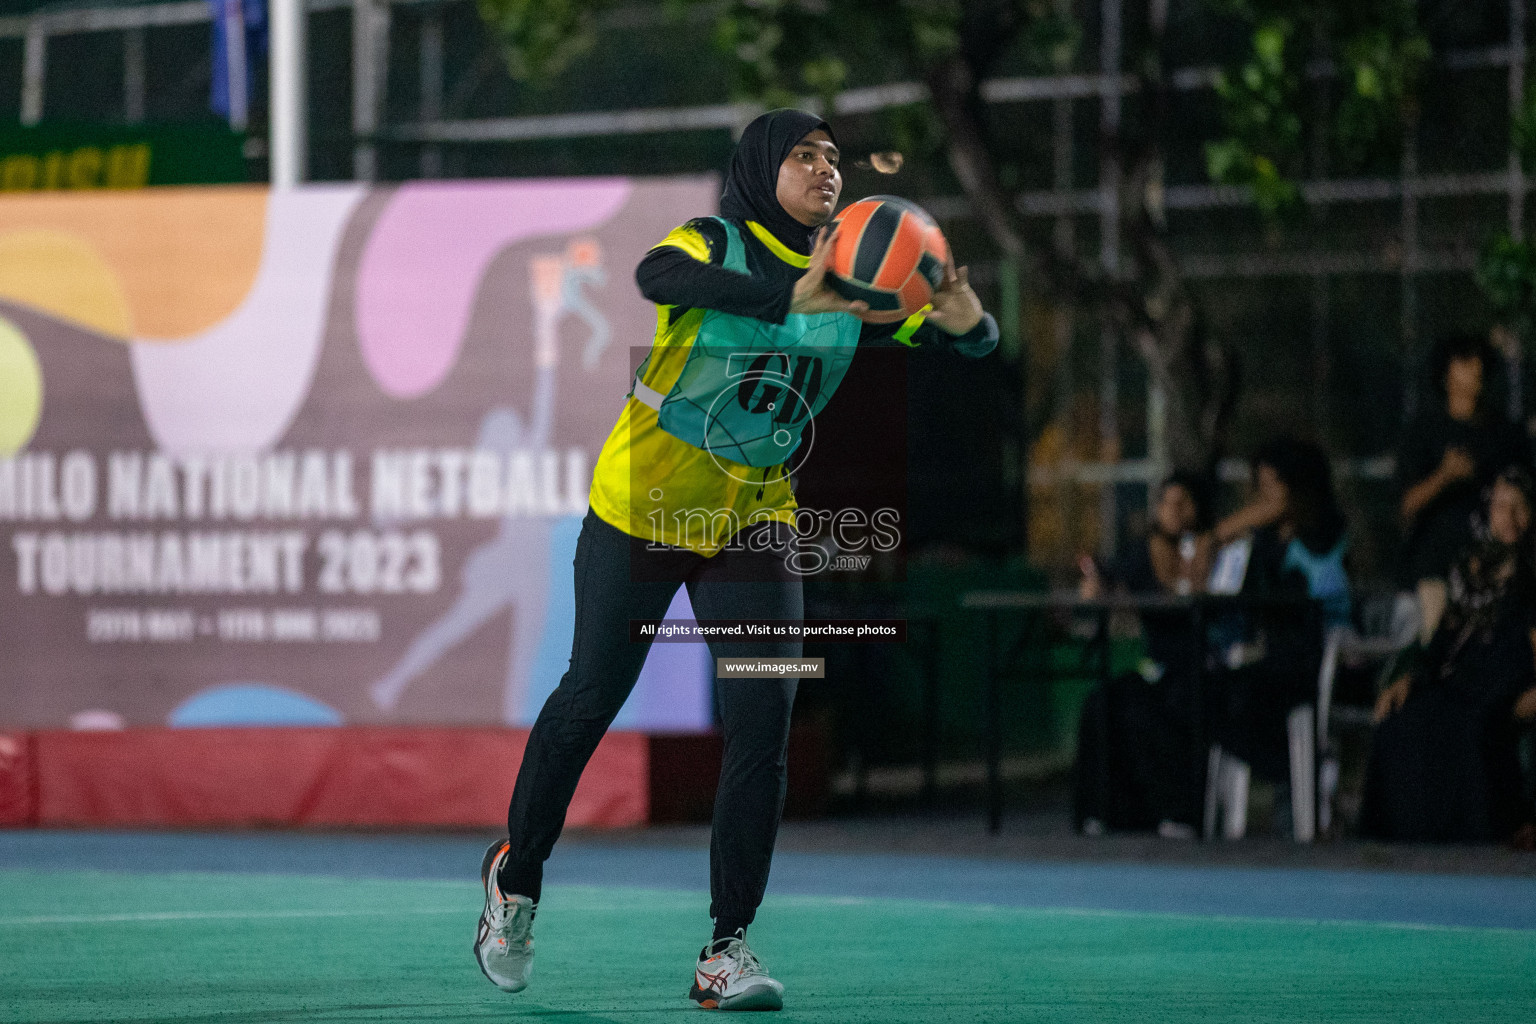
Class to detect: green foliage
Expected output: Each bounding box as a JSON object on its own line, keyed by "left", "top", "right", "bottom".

{"left": 475, "top": 0, "right": 1425, "bottom": 232}
{"left": 707, "top": 0, "right": 947, "bottom": 111}
{"left": 900, "top": 0, "right": 965, "bottom": 64}
{"left": 800, "top": 56, "right": 849, "bottom": 110}
{"left": 1205, "top": 0, "right": 1429, "bottom": 217}
{"left": 1512, "top": 82, "right": 1536, "bottom": 173}
{"left": 1476, "top": 234, "right": 1536, "bottom": 329}
{"left": 711, "top": 1, "right": 794, "bottom": 107}
{"left": 1332, "top": 22, "right": 1429, "bottom": 165}
{"left": 1021, "top": 4, "right": 1080, "bottom": 73}
{"left": 1205, "top": 18, "right": 1303, "bottom": 217}
{"left": 1205, "top": 141, "right": 1299, "bottom": 218}
{"left": 476, "top": 0, "right": 619, "bottom": 83}
{"left": 474, "top": 0, "right": 1042, "bottom": 114}
{"left": 882, "top": 102, "right": 946, "bottom": 165}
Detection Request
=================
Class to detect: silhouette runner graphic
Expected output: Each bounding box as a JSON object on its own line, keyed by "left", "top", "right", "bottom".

{"left": 371, "top": 240, "right": 607, "bottom": 723}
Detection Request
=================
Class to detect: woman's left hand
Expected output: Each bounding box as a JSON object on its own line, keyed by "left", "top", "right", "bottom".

{"left": 1515, "top": 686, "right": 1536, "bottom": 722}
{"left": 924, "top": 260, "right": 984, "bottom": 335}
{"left": 1077, "top": 554, "right": 1103, "bottom": 600}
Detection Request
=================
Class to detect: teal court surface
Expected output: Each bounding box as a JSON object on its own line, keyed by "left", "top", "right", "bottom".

{"left": 2, "top": 830, "right": 1534, "bottom": 1022}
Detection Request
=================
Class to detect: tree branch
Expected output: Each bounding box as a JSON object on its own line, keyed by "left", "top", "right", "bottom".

{"left": 925, "top": 57, "right": 1026, "bottom": 260}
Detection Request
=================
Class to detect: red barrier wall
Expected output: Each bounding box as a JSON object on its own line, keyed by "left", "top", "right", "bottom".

{"left": 0, "top": 733, "right": 35, "bottom": 826}
{"left": 0, "top": 725, "right": 832, "bottom": 830}
{"left": 14, "top": 728, "right": 647, "bottom": 829}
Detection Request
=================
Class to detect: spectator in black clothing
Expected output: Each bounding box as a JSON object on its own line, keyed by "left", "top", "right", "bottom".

{"left": 1399, "top": 332, "right": 1529, "bottom": 632}
{"left": 1206, "top": 439, "right": 1349, "bottom": 797}
{"left": 1073, "top": 472, "right": 1215, "bottom": 838}
{"left": 1362, "top": 466, "right": 1536, "bottom": 845}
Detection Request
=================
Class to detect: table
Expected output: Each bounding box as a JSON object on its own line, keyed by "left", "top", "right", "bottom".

{"left": 801, "top": 595, "right": 947, "bottom": 808}
{"left": 959, "top": 590, "right": 1322, "bottom": 836}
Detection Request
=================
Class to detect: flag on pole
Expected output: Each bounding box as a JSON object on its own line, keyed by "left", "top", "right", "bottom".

{"left": 210, "top": 0, "right": 269, "bottom": 129}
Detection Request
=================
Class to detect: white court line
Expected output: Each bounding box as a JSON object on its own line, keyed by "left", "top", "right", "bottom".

{"left": 19, "top": 897, "right": 1506, "bottom": 937}
{"left": 768, "top": 892, "right": 1534, "bottom": 936}
{"left": 0, "top": 907, "right": 464, "bottom": 927}
{"left": 3, "top": 880, "right": 1527, "bottom": 936}
{"left": 544, "top": 887, "right": 1534, "bottom": 935}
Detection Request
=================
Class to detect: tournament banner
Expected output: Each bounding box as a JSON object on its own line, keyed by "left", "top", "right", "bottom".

{"left": 0, "top": 123, "right": 248, "bottom": 191}
{"left": 0, "top": 178, "right": 718, "bottom": 733}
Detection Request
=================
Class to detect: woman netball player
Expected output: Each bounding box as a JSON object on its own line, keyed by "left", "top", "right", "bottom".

{"left": 474, "top": 108, "right": 998, "bottom": 1011}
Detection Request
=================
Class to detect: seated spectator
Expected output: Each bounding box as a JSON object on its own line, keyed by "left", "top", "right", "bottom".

{"left": 1361, "top": 466, "right": 1536, "bottom": 845}
{"left": 1206, "top": 438, "right": 1350, "bottom": 797}
{"left": 1398, "top": 332, "right": 1529, "bottom": 635}
{"left": 1213, "top": 436, "right": 1352, "bottom": 629}
{"left": 1073, "top": 472, "right": 1214, "bottom": 837}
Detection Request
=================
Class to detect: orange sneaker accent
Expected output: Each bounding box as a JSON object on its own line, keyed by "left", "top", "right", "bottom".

{"left": 485, "top": 841, "right": 511, "bottom": 892}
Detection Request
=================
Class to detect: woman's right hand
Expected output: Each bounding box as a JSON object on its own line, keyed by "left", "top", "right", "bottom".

{"left": 1438, "top": 447, "right": 1475, "bottom": 483}
{"left": 789, "top": 225, "right": 869, "bottom": 316}
{"left": 1374, "top": 674, "right": 1413, "bottom": 722}
{"left": 1402, "top": 448, "right": 1476, "bottom": 523}
{"left": 1402, "top": 448, "right": 1474, "bottom": 523}
{"left": 1213, "top": 493, "right": 1286, "bottom": 545}
{"left": 1077, "top": 555, "right": 1102, "bottom": 600}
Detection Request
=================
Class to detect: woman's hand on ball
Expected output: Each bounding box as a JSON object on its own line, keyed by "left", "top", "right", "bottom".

{"left": 925, "top": 260, "right": 984, "bottom": 335}
{"left": 790, "top": 226, "right": 869, "bottom": 316}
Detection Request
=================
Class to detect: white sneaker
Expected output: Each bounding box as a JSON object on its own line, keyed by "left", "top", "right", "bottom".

{"left": 689, "top": 931, "right": 784, "bottom": 1011}
{"left": 473, "top": 839, "right": 535, "bottom": 993}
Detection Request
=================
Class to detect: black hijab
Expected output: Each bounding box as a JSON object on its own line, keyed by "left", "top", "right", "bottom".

{"left": 1437, "top": 465, "right": 1536, "bottom": 672}
{"left": 720, "top": 108, "right": 834, "bottom": 256}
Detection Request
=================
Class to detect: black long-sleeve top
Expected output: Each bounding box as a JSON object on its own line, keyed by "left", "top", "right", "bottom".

{"left": 634, "top": 216, "right": 999, "bottom": 358}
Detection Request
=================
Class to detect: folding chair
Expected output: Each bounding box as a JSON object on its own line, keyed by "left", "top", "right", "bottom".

{"left": 1205, "top": 594, "right": 1411, "bottom": 841}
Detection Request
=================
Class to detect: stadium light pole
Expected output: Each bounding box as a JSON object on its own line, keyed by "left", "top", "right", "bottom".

{"left": 270, "top": 0, "right": 307, "bottom": 188}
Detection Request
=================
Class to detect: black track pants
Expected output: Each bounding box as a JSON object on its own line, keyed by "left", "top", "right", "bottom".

{"left": 504, "top": 507, "right": 802, "bottom": 928}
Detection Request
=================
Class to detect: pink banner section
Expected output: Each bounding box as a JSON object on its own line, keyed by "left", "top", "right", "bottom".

{"left": 18, "top": 728, "right": 647, "bottom": 829}
{"left": 356, "top": 179, "right": 632, "bottom": 399}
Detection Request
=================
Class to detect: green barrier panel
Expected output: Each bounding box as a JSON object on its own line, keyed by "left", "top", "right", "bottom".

{"left": 0, "top": 122, "right": 247, "bottom": 190}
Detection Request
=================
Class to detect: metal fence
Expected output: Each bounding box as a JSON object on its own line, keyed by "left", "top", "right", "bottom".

{"left": 2, "top": 0, "right": 1529, "bottom": 572}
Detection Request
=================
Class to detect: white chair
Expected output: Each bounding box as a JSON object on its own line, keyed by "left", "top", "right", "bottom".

{"left": 1204, "top": 743, "right": 1251, "bottom": 839}
{"left": 1205, "top": 624, "right": 1404, "bottom": 842}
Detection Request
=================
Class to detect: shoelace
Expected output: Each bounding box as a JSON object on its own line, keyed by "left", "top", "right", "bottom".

{"left": 494, "top": 896, "right": 531, "bottom": 942}
{"left": 714, "top": 937, "right": 765, "bottom": 979}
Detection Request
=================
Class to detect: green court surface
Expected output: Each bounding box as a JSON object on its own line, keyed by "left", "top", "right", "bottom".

{"left": 2, "top": 869, "right": 1533, "bottom": 1023}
